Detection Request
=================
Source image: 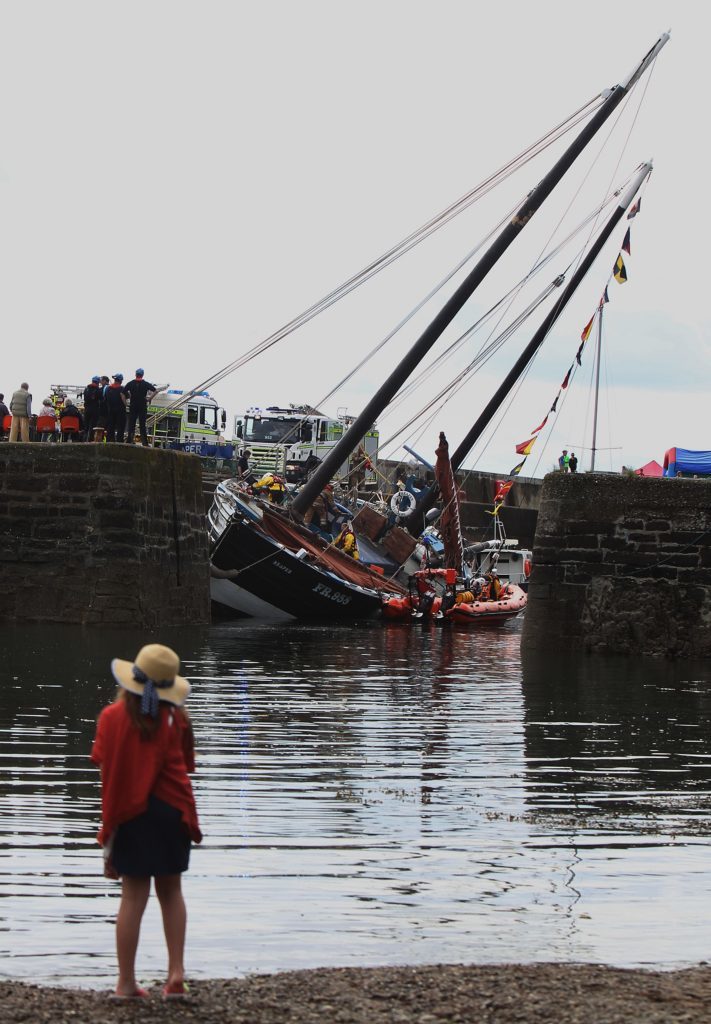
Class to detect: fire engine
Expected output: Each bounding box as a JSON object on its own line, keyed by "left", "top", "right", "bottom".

{"left": 232, "top": 404, "right": 378, "bottom": 484}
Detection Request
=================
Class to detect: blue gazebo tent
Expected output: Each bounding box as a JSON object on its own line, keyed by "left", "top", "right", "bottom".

{"left": 663, "top": 448, "right": 711, "bottom": 477}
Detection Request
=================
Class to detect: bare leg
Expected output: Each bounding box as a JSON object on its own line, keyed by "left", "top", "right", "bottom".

{"left": 115, "top": 875, "right": 151, "bottom": 995}
{"left": 154, "top": 873, "right": 187, "bottom": 988}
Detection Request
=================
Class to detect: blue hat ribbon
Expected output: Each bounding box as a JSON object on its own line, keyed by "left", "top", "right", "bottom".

{"left": 133, "top": 666, "right": 174, "bottom": 718}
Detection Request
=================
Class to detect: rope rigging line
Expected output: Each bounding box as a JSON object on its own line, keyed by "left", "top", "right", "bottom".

{"left": 374, "top": 125, "right": 648, "bottom": 469}
{"left": 150, "top": 94, "right": 604, "bottom": 424}
{"left": 449, "top": 83, "right": 653, "bottom": 484}
{"left": 229, "top": 164, "right": 633, "bottom": 465}
{"left": 378, "top": 278, "right": 564, "bottom": 456}
{"left": 221, "top": 83, "right": 650, "bottom": 506}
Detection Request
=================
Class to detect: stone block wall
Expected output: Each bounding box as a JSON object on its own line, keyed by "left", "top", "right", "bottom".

{"left": 522, "top": 473, "right": 711, "bottom": 657}
{"left": 0, "top": 445, "right": 210, "bottom": 627}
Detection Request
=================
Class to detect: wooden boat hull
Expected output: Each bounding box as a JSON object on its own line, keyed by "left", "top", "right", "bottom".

{"left": 208, "top": 483, "right": 401, "bottom": 621}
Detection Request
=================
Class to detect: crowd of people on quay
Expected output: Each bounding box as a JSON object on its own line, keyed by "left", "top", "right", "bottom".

{"left": 0, "top": 370, "right": 157, "bottom": 445}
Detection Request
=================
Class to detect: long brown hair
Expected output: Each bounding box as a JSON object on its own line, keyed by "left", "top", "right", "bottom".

{"left": 118, "top": 688, "right": 191, "bottom": 740}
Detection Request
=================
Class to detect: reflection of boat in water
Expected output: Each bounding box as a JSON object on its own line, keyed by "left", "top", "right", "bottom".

{"left": 209, "top": 481, "right": 404, "bottom": 620}
{"left": 206, "top": 35, "right": 667, "bottom": 622}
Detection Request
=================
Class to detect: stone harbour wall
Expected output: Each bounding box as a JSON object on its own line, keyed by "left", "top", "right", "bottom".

{"left": 522, "top": 473, "right": 711, "bottom": 657}
{"left": 0, "top": 445, "right": 210, "bottom": 627}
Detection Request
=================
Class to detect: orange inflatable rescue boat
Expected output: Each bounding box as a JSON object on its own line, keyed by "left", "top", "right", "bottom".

{"left": 381, "top": 568, "right": 527, "bottom": 624}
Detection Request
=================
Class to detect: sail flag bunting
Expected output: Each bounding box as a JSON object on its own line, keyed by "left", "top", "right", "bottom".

{"left": 515, "top": 436, "right": 536, "bottom": 456}
{"left": 613, "top": 254, "right": 628, "bottom": 283}
{"left": 494, "top": 479, "right": 514, "bottom": 503}
{"left": 434, "top": 432, "right": 464, "bottom": 572}
{"left": 494, "top": 197, "right": 643, "bottom": 521}
{"left": 627, "top": 197, "right": 641, "bottom": 219}
{"left": 580, "top": 313, "right": 595, "bottom": 342}
{"left": 531, "top": 414, "right": 548, "bottom": 434}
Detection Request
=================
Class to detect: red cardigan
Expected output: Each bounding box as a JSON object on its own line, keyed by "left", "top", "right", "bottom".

{"left": 91, "top": 700, "right": 202, "bottom": 845}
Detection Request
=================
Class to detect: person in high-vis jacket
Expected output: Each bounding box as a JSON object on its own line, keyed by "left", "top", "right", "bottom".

{"left": 334, "top": 521, "right": 360, "bottom": 560}
{"left": 253, "top": 472, "right": 287, "bottom": 505}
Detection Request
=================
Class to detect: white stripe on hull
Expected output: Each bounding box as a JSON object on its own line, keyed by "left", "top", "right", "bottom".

{"left": 210, "top": 577, "right": 297, "bottom": 621}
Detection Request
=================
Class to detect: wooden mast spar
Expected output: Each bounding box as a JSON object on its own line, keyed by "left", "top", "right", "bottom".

{"left": 291, "top": 32, "right": 669, "bottom": 519}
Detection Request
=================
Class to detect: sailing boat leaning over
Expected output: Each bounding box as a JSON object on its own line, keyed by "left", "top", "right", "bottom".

{"left": 208, "top": 33, "right": 669, "bottom": 621}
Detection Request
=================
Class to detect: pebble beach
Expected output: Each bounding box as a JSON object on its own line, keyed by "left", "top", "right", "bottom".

{"left": 4, "top": 963, "right": 711, "bottom": 1024}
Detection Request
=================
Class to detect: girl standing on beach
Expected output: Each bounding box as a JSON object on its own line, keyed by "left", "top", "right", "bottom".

{"left": 91, "top": 644, "right": 202, "bottom": 1000}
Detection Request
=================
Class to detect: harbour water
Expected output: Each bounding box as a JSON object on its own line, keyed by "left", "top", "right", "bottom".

{"left": 1, "top": 619, "right": 710, "bottom": 987}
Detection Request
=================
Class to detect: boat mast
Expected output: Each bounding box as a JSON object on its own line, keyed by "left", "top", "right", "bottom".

{"left": 450, "top": 164, "right": 651, "bottom": 471}
{"left": 590, "top": 304, "right": 604, "bottom": 471}
{"left": 291, "top": 33, "right": 669, "bottom": 517}
{"left": 407, "top": 161, "right": 652, "bottom": 532}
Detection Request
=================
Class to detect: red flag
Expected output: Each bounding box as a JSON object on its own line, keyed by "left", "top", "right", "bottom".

{"left": 561, "top": 365, "right": 573, "bottom": 389}
{"left": 627, "top": 197, "right": 641, "bottom": 220}
{"left": 531, "top": 414, "right": 548, "bottom": 434}
{"left": 580, "top": 314, "right": 595, "bottom": 342}
{"left": 494, "top": 479, "right": 513, "bottom": 503}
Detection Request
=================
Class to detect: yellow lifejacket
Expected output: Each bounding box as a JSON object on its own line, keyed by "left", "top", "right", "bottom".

{"left": 334, "top": 526, "right": 360, "bottom": 560}
{"left": 254, "top": 473, "right": 286, "bottom": 500}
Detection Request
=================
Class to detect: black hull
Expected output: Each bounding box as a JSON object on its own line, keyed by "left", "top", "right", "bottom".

{"left": 211, "top": 519, "right": 384, "bottom": 620}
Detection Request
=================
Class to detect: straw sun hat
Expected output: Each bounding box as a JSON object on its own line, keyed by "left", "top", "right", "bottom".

{"left": 111, "top": 644, "right": 190, "bottom": 717}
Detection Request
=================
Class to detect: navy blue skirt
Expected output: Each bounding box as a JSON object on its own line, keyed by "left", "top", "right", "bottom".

{"left": 113, "top": 795, "right": 191, "bottom": 877}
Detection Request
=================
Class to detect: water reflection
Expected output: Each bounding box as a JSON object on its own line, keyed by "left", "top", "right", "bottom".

{"left": 520, "top": 646, "right": 711, "bottom": 965}
{"left": 0, "top": 621, "right": 710, "bottom": 985}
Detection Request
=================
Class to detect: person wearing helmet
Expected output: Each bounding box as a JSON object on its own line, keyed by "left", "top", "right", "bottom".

{"left": 252, "top": 472, "right": 287, "bottom": 505}
{"left": 106, "top": 374, "right": 127, "bottom": 443}
{"left": 124, "top": 369, "right": 157, "bottom": 447}
{"left": 83, "top": 375, "right": 103, "bottom": 442}
{"left": 303, "top": 483, "right": 338, "bottom": 538}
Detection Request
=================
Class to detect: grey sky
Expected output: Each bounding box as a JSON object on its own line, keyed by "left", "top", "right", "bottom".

{"left": 1, "top": 2, "right": 705, "bottom": 474}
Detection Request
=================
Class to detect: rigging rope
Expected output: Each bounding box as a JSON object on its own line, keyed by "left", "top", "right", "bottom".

{"left": 150, "top": 94, "right": 604, "bottom": 425}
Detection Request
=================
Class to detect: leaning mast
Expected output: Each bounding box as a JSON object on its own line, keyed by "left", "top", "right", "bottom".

{"left": 409, "top": 161, "right": 652, "bottom": 530}
{"left": 292, "top": 32, "right": 669, "bottom": 517}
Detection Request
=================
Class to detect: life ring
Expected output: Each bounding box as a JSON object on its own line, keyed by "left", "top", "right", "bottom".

{"left": 390, "top": 490, "right": 416, "bottom": 517}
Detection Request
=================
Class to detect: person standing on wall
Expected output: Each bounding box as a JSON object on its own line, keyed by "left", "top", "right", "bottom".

{"left": 124, "top": 369, "right": 156, "bottom": 447}
{"left": 568, "top": 452, "right": 578, "bottom": 473}
{"left": 83, "top": 376, "right": 103, "bottom": 441}
{"left": 237, "top": 448, "right": 252, "bottom": 479}
{"left": 106, "top": 374, "right": 127, "bottom": 443}
{"left": 9, "top": 383, "right": 31, "bottom": 443}
{"left": 558, "top": 450, "right": 570, "bottom": 472}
